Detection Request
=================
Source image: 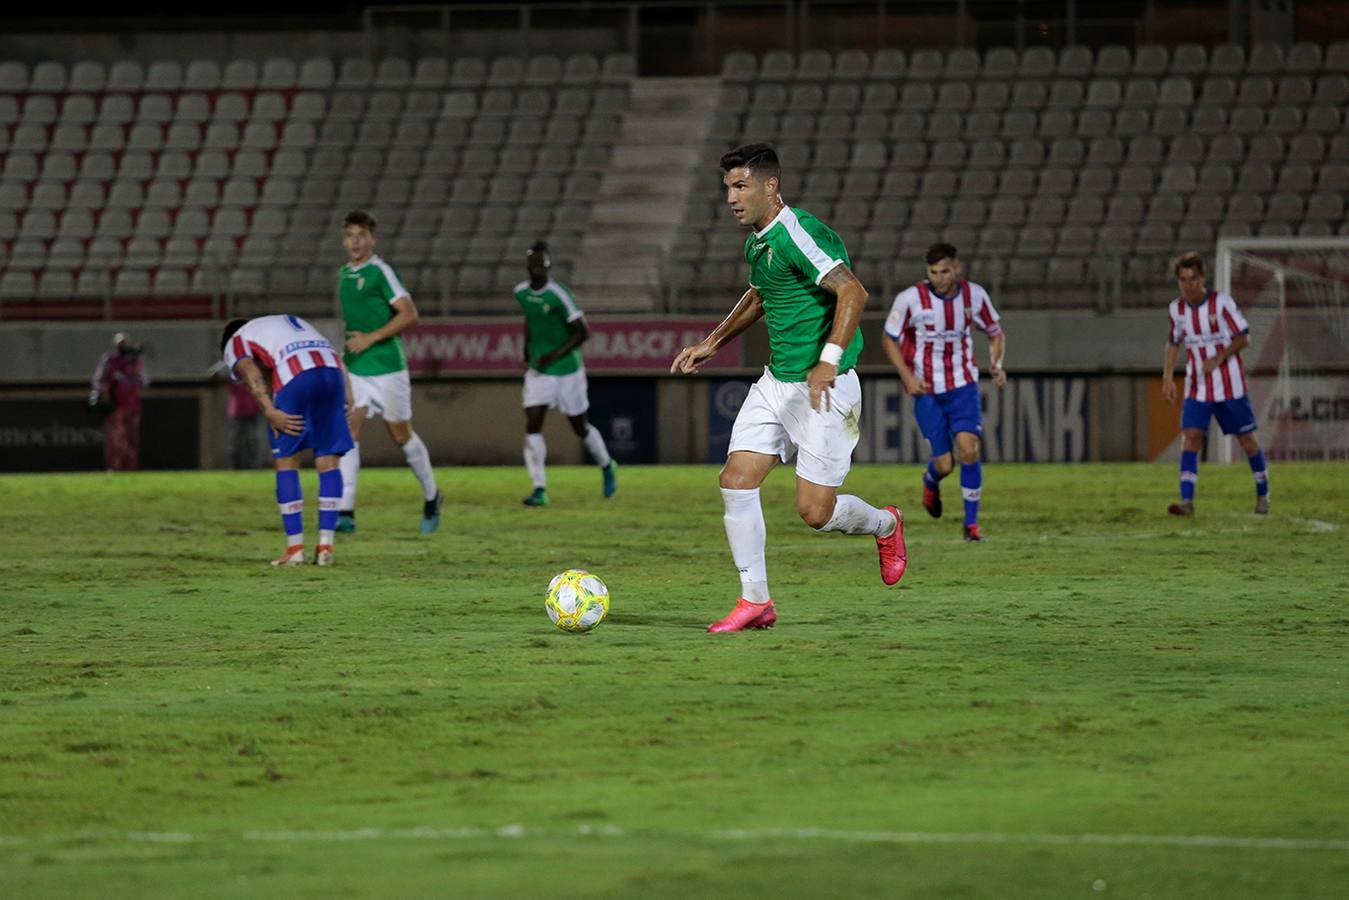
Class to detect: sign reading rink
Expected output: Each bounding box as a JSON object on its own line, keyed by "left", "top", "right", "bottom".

{"left": 860, "top": 376, "right": 1091, "bottom": 463}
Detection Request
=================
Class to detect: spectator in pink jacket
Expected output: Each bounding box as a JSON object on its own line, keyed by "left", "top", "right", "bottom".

{"left": 90, "top": 332, "right": 149, "bottom": 471}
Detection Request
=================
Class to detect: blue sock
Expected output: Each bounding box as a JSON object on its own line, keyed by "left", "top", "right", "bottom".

{"left": 923, "top": 459, "right": 947, "bottom": 491}
{"left": 318, "top": 469, "right": 343, "bottom": 535}
{"left": 1180, "top": 450, "right": 1198, "bottom": 502}
{"left": 960, "top": 461, "right": 981, "bottom": 527}
{"left": 276, "top": 469, "right": 304, "bottom": 546}
{"left": 1248, "top": 450, "right": 1269, "bottom": 497}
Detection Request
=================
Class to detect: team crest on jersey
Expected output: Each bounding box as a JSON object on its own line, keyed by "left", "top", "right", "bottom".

{"left": 1208, "top": 313, "right": 1218, "bottom": 327}
{"left": 357, "top": 276, "right": 365, "bottom": 290}
{"left": 765, "top": 247, "right": 774, "bottom": 268}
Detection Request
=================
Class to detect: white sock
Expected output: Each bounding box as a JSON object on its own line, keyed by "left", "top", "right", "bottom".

{"left": 721, "top": 487, "right": 770, "bottom": 603}
{"left": 318, "top": 529, "right": 334, "bottom": 547}
{"left": 524, "top": 432, "right": 547, "bottom": 489}
{"left": 401, "top": 432, "right": 438, "bottom": 502}
{"left": 582, "top": 424, "right": 612, "bottom": 468}
{"left": 339, "top": 442, "right": 360, "bottom": 510}
{"left": 816, "top": 494, "right": 895, "bottom": 537}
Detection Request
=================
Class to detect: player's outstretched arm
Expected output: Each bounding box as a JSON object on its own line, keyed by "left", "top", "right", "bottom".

{"left": 671, "top": 287, "right": 764, "bottom": 374}
{"left": 235, "top": 357, "right": 304, "bottom": 436}
{"left": 347, "top": 296, "right": 420, "bottom": 354}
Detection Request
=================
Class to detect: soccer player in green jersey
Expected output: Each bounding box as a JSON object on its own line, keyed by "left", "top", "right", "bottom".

{"left": 514, "top": 241, "right": 617, "bottom": 506}
{"left": 335, "top": 210, "right": 442, "bottom": 533}
{"left": 671, "top": 144, "right": 907, "bottom": 633}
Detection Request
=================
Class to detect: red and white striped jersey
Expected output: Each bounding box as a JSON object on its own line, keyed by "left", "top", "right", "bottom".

{"left": 224, "top": 315, "right": 343, "bottom": 392}
{"left": 883, "top": 280, "right": 1003, "bottom": 395}
{"left": 1167, "top": 291, "right": 1250, "bottom": 402}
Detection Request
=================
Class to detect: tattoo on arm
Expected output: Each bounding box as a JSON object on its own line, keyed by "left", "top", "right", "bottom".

{"left": 818, "top": 264, "right": 863, "bottom": 297}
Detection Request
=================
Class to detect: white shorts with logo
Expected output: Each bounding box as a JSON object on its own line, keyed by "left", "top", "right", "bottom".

{"left": 523, "top": 366, "right": 590, "bottom": 417}
{"left": 350, "top": 369, "right": 414, "bottom": 422}
{"left": 729, "top": 367, "right": 862, "bottom": 488}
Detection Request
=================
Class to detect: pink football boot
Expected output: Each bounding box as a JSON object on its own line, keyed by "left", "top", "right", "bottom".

{"left": 877, "top": 506, "right": 908, "bottom": 585}
{"left": 707, "top": 598, "right": 777, "bottom": 633}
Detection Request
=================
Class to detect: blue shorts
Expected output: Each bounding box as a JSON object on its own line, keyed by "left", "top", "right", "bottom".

{"left": 1181, "top": 396, "right": 1258, "bottom": 436}
{"left": 269, "top": 367, "right": 354, "bottom": 460}
{"left": 913, "top": 382, "right": 982, "bottom": 458}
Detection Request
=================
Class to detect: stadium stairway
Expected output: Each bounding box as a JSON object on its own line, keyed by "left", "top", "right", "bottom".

{"left": 572, "top": 77, "right": 719, "bottom": 311}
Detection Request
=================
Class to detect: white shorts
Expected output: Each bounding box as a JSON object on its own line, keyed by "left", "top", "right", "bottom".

{"left": 349, "top": 369, "right": 413, "bottom": 422}
{"left": 523, "top": 367, "right": 590, "bottom": 417}
{"left": 729, "top": 367, "right": 862, "bottom": 487}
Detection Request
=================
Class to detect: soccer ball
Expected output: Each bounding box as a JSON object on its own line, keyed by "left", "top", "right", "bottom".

{"left": 545, "top": 569, "right": 610, "bottom": 633}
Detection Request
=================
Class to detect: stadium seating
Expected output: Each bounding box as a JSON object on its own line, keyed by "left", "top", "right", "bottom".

{"left": 0, "top": 52, "right": 634, "bottom": 316}
{"left": 686, "top": 41, "right": 1349, "bottom": 308}
{"left": 1, "top": 40, "right": 1347, "bottom": 316}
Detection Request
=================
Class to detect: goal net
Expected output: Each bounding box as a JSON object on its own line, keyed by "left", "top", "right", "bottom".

{"left": 1215, "top": 237, "right": 1349, "bottom": 461}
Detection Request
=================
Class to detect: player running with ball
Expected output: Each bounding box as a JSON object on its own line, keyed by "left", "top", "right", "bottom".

{"left": 672, "top": 144, "right": 908, "bottom": 634}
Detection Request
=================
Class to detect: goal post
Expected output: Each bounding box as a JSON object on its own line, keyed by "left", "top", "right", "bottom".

{"left": 1215, "top": 237, "right": 1349, "bottom": 462}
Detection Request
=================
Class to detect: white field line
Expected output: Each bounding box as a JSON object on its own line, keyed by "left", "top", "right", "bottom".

{"left": 1288, "top": 517, "right": 1339, "bottom": 533}
{"left": 2, "top": 826, "right": 1347, "bottom": 852}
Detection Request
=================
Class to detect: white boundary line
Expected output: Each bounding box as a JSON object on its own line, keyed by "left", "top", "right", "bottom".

{"left": 3, "top": 826, "right": 1347, "bottom": 852}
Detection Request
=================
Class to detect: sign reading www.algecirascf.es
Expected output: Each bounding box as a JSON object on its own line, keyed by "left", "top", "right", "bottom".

{"left": 402, "top": 319, "right": 741, "bottom": 374}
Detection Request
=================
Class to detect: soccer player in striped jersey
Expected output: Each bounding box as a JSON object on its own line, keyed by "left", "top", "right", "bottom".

{"left": 515, "top": 240, "right": 616, "bottom": 506}
{"left": 334, "top": 210, "right": 442, "bottom": 534}
{"left": 221, "top": 315, "right": 354, "bottom": 566}
{"left": 671, "top": 143, "right": 907, "bottom": 633}
{"left": 882, "top": 243, "right": 1006, "bottom": 542}
{"left": 1162, "top": 251, "right": 1270, "bottom": 516}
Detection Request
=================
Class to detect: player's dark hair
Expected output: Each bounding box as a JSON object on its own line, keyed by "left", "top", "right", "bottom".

{"left": 344, "top": 209, "right": 377, "bottom": 232}
{"left": 1173, "top": 251, "right": 1205, "bottom": 276}
{"left": 220, "top": 318, "right": 248, "bottom": 352}
{"left": 720, "top": 143, "right": 781, "bottom": 184}
{"left": 925, "top": 243, "right": 959, "bottom": 266}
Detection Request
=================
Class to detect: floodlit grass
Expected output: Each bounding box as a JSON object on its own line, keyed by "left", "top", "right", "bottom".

{"left": 2, "top": 463, "right": 1347, "bottom": 898}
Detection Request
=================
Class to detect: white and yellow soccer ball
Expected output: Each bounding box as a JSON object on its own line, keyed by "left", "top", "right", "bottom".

{"left": 545, "top": 569, "right": 610, "bottom": 633}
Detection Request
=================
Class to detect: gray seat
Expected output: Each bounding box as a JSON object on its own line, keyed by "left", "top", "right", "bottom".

{"left": 1238, "top": 76, "right": 1274, "bottom": 106}
{"left": 1196, "top": 164, "right": 1233, "bottom": 193}
{"left": 1010, "top": 81, "right": 1046, "bottom": 110}
{"left": 834, "top": 49, "right": 869, "bottom": 81}
{"left": 1209, "top": 45, "right": 1245, "bottom": 76}
{"left": 1266, "top": 106, "right": 1303, "bottom": 134}
{"left": 1076, "top": 166, "right": 1113, "bottom": 196}
{"left": 1057, "top": 46, "right": 1093, "bottom": 79}
{"left": 982, "top": 47, "right": 1017, "bottom": 80}
{"left": 1236, "top": 163, "right": 1274, "bottom": 193}
{"left": 1000, "top": 110, "right": 1036, "bottom": 139}
{"left": 1151, "top": 108, "right": 1187, "bottom": 137}
{"left": 1247, "top": 43, "right": 1285, "bottom": 75}
{"left": 1170, "top": 44, "right": 1207, "bottom": 76}
{"left": 1284, "top": 42, "right": 1322, "bottom": 74}
{"left": 1133, "top": 45, "right": 1169, "bottom": 77}
{"left": 760, "top": 50, "right": 794, "bottom": 81}
{"left": 908, "top": 49, "right": 943, "bottom": 80}
{"left": 720, "top": 51, "right": 756, "bottom": 82}
{"left": 1019, "top": 47, "right": 1055, "bottom": 79}
{"left": 1272, "top": 74, "right": 1313, "bottom": 107}
{"left": 945, "top": 47, "right": 980, "bottom": 80}
{"left": 870, "top": 48, "right": 905, "bottom": 80}
{"left": 1039, "top": 109, "right": 1074, "bottom": 138}
{"left": 796, "top": 49, "right": 832, "bottom": 81}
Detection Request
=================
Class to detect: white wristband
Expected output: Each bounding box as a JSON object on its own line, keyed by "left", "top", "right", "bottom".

{"left": 818, "top": 343, "right": 844, "bottom": 366}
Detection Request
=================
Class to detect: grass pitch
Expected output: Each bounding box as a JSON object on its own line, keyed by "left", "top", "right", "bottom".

{"left": 2, "top": 463, "right": 1347, "bottom": 898}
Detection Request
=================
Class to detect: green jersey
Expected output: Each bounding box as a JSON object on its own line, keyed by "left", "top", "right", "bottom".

{"left": 745, "top": 206, "right": 863, "bottom": 382}
{"left": 339, "top": 255, "right": 410, "bottom": 376}
{"left": 514, "top": 278, "right": 584, "bottom": 376}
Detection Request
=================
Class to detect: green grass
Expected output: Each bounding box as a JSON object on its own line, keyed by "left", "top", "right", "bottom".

{"left": 2, "top": 463, "right": 1347, "bottom": 898}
